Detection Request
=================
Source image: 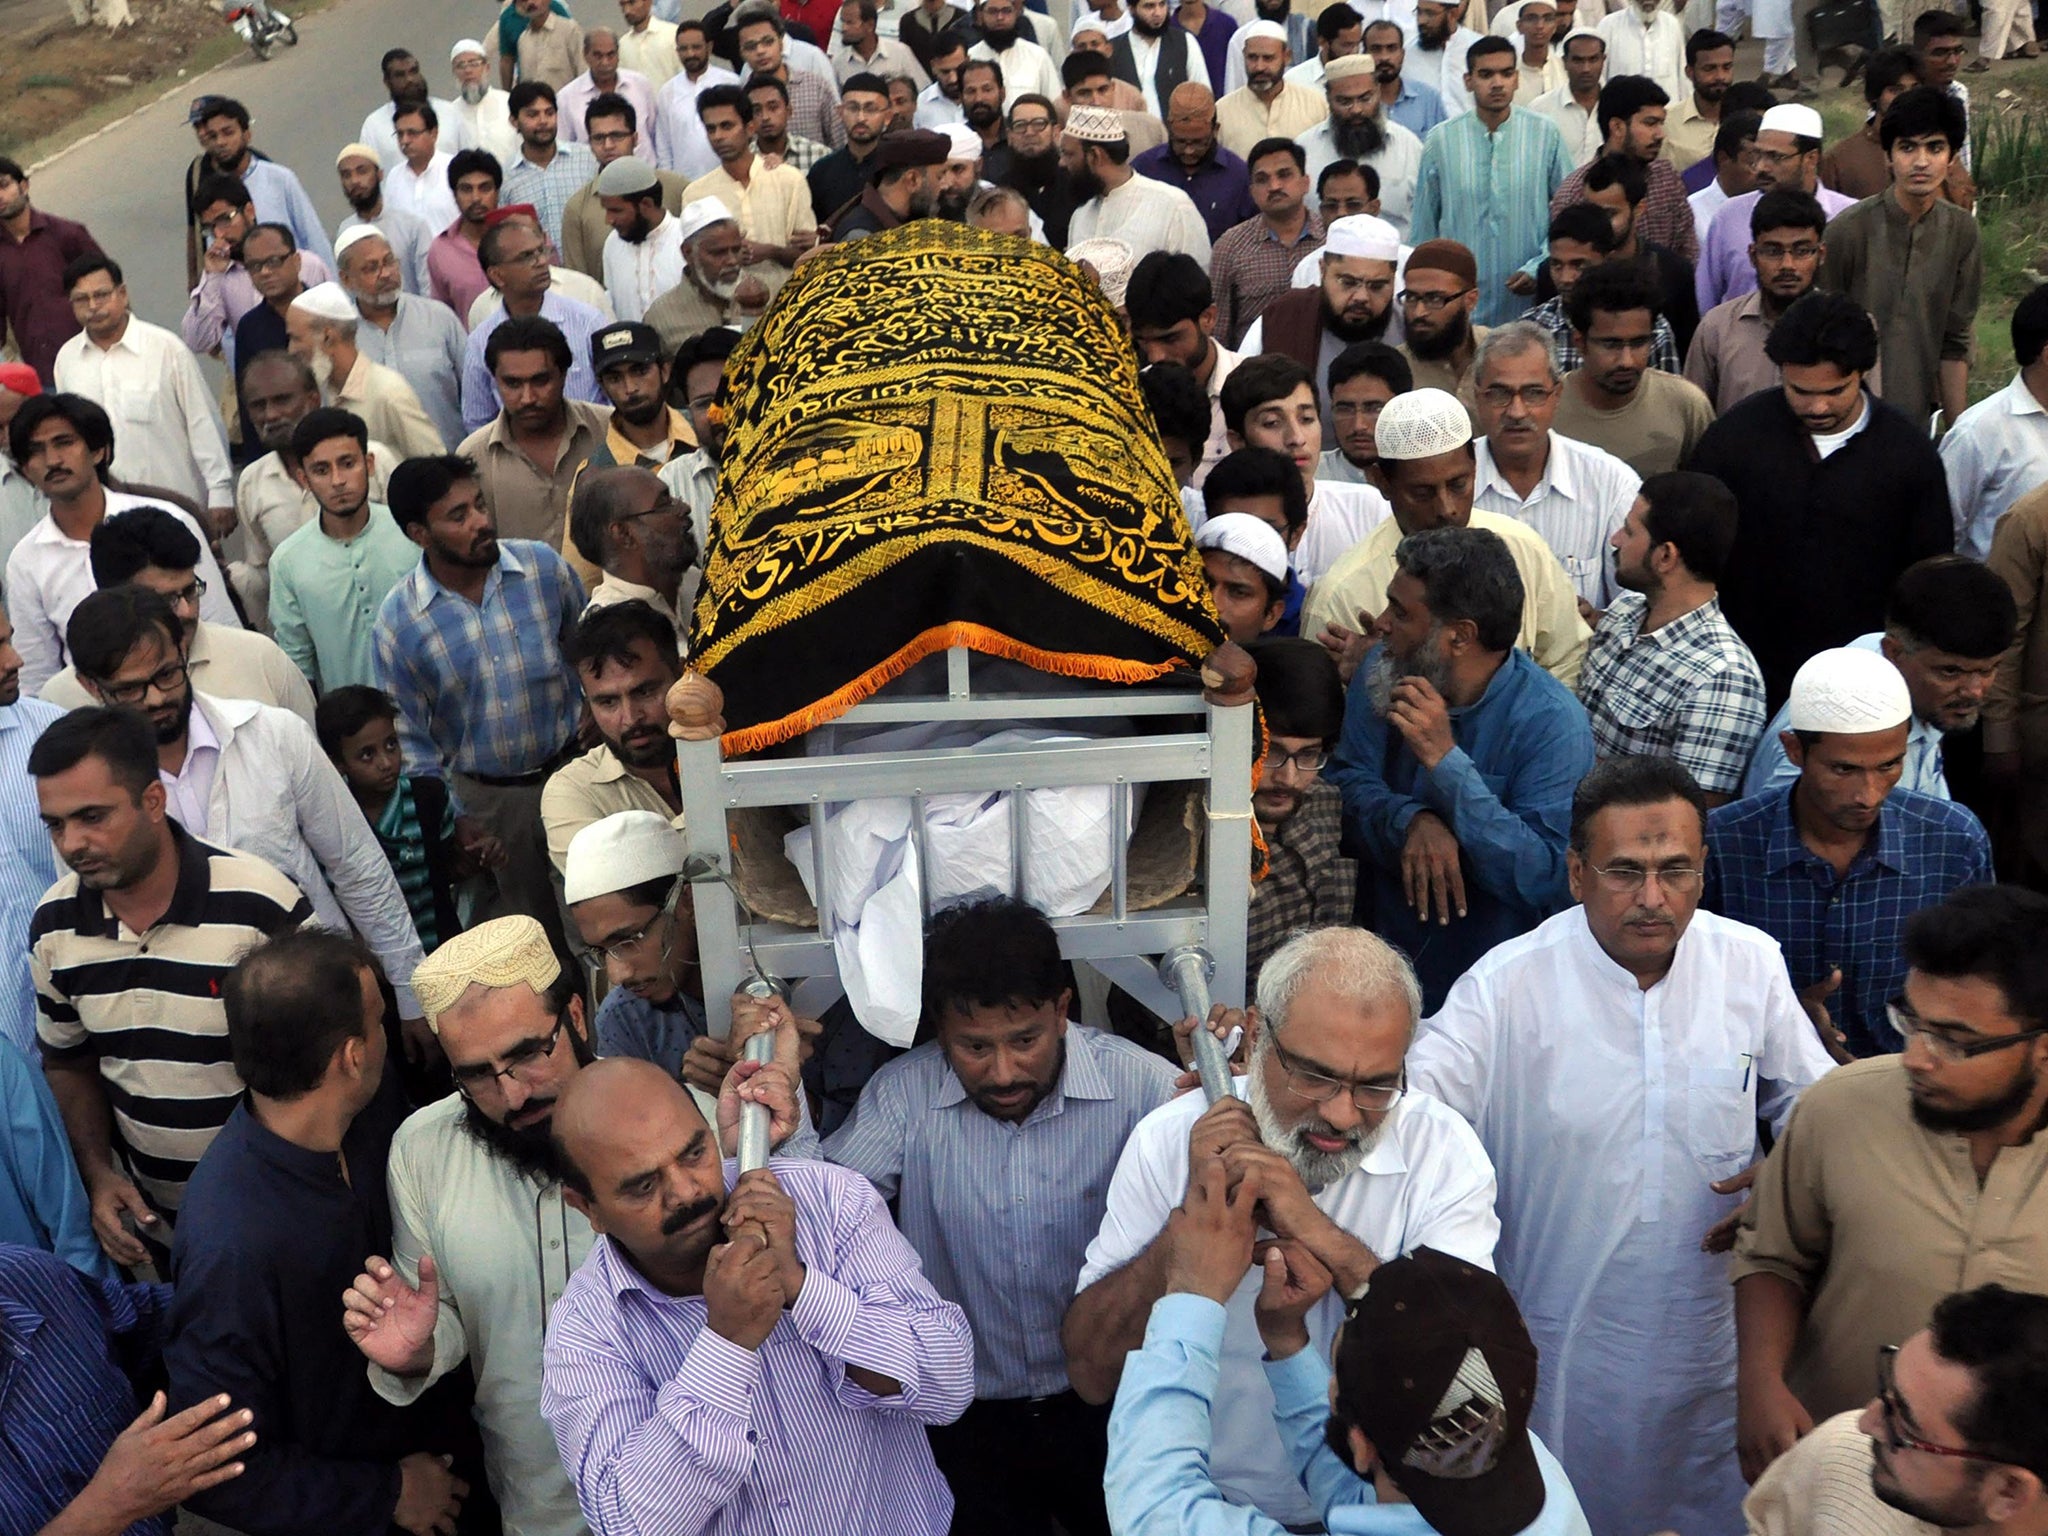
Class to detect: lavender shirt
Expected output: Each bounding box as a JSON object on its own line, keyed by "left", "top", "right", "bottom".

{"left": 541, "top": 1156, "right": 975, "bottom": 1536}
{"left": 1694, "top": 185, "right": 1859, "bottom": 315}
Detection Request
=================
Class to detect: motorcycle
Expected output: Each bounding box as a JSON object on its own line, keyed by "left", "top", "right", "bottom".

{"left": 223, "top": 0, "right": 297, "bottom": 60}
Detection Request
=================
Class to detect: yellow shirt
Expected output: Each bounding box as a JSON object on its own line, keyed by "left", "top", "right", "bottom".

{"left": 1214, "top": 82, "right": 1329, "bottom": 160}
{"left": 684, "top": 160, "right": 818, "bottom": 247}
{"left": 1661, "top": 92, "right": 1718, "bottom": 172}
{"left": 541, "top": 742, "right": 683, "bottom": 872}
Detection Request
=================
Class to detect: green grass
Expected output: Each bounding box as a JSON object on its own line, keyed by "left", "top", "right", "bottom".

{"left": 1968, "top": 99, "right": 2048, "bottom": 400}
{"left": 19, "top": 72, "right": 78, "bottom": 89}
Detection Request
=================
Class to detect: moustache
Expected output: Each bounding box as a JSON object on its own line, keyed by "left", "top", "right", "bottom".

{"left": 662, "top": 1192, "right": 722, "bottom": 1235}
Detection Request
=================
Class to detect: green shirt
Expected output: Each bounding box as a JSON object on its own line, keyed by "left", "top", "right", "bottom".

{"left": 267, "top": 504, "right": 421, "bottom": 694}
{"left": 374, "top": 777, "right": 455, "bottom": 953}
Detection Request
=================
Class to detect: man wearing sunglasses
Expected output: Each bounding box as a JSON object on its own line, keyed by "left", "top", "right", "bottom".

{"left": 1410, "top": 753, "right": 1832, "bottom": 1536}
{"left": 1732, "top": 885, "right": 2048, "bottom": 1489}
{"left": 1744, "top": 1284, "right": 2048, "bottom": 1535}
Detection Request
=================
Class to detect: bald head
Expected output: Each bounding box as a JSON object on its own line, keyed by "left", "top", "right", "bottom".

{"left": 1167, "top": 82, "right": 1216, "bottom": 121}
{"left": 553, "top": 1057, "right": 705, "bottom": 1188}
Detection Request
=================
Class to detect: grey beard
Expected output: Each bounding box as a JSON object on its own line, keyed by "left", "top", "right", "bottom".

{"left": 460, "top": 80, "right": 489, "bottom": 104}
{"left": 1245, "top": 1048, "right": 1377, "bottom": 1191}
{"left": 1363, "top": 634, "right": 1454, "bottom": 717}
{"left": 1332, "top": 115, "right": 1385, "bottom": 159}
{"left": 696, "top": 265, "right": 741, "bottom": 300}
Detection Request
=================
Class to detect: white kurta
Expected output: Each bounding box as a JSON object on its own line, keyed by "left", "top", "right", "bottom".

{"left": 1298, "top": 477, "right": 1392, "bottom": 584}
{"left": 382, "top": 153, "right": 462, "bottom": 235}
{"left": 1295, "top": 116, "right": 1424, "bottom": 237}
{"left": 601, "top": 215, "right": 688, "bottom": 323}
{"left": 1066, "top": 173, "right": 1214, "bottom": 271}
{"left": 1408, "top": 907, "right": 1834, "bottom": 1536}
{"left": 1597, "top": 4, "right": 1687, "bottom": 98}
{"left": 52, "top": 319, "right": 234, "bottom": 507}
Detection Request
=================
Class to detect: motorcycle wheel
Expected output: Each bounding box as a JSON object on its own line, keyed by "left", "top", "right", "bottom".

{"left": 249, "top": 31, "right": 274, "bottom": 58}
{"left": 280, "top": 21, "right": 297, "bottom": 42}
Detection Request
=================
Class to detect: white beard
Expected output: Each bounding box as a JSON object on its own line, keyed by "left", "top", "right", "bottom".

{"left": 1244, "top": 1048, "right": 1378, "bottom": 1193}
{"left": 460, "top": 81, "right": 489, "bottom": 105}
{"left": 308, "top": 348, "right": 335, "bottom": 394}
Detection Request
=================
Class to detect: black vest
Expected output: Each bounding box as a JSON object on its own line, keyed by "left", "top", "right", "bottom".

{"left": 1110, "top": 24, "right": 1194, "bottom": 109}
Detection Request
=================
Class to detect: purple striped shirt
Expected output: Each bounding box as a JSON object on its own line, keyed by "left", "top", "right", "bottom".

{"left": 541, "top": 1157, "right": 974, "bottom": 1536}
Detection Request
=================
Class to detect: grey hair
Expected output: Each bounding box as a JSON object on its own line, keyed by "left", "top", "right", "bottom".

{"left": 1253, "top": 926, "right": 1421, "bottom": 1046}
{"left": 1474, "top": 320, "right": 1560, "bottom": 385}
{"left": 966, "top": 185, "right": 1031, "bottom": 226}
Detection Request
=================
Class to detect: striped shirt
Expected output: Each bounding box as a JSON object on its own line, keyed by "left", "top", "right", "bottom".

{"left": 541, "top": 1157, "right": 974, "bottom": 1536}
{"left": 1579, "top": 593, "right": 1769, "bottom": 798}
{"left": 0, "top": 1245, "right": 172, "bottom": 1536}
{"left": 0, "top": 699, "right": 65, "bottom": 1056}
{"left": 817, "top": 1027, "right": 1179, "bottom": 1400}
{"left": 30, "top": 828, "right": 311, "bottom": 1219}
{"left": 373, "top": 539, "right": 586, "bottom": 782}
{"left": 504, "top": 143, "right": 602, "bottom": 251}
{"left": 1410, "top": 108, "right": 1574, "bottom": 327}
{"left": 374, "top": 777, "right": 452, "bottom": 953}
{"left": 1474, "top": 431, "right": 1642, "bottom": 607}
{"left": 1704, "top": 788, "right": 1995, "bottom": 1055}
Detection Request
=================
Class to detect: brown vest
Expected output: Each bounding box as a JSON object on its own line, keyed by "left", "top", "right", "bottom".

{"left": 1256, "top": 287, "right": 1324, "bottom": 374}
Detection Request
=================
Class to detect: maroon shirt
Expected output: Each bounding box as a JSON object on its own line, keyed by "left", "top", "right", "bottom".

{"left": 0, "top": 209, "right": 102, "bottom": 385}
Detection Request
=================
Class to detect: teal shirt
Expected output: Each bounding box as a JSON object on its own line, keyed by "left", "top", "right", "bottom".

{"left": 268, "top": 504, "right": 421, "bottom": 694}
{"left": 1411, "top": 108, "right": 1574, "bottom": 326}
{"left": 373, "top": 777, "right": 455, "bottom": 954}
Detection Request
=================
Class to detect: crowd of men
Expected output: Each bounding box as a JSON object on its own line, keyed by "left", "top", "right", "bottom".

{"left": 4, "top": 0, "right": 2048, "bottom": 1532}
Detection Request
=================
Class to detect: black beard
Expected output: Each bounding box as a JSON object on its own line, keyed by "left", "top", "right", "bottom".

{"left": 1256, "top": 0, "right": 1288, "bottom": 16}
{"left": 1332, "top": 115, "right": 1385, "bottom": 158}
{"left": 965, "top": 100, "right": 1000, "bottom": 129}
{"left": 1132, "top": 12, "right": 1167, "bottom": 35}
{"left": 1911, "top": 1056, "right": 2040, "bottom": 1135}
{"left": 1322, "top": 292, "right": 1392, "bottom": 343}
{"left": 346, "top": 187, "right": 381, "bottom": 215}
{"left": 460, "top": 1094, "right": 566, "bottom": 1182}
{"left": 1070, "top": 165, "right": 1106, "bottom": 201}
{"left": 1406, "top": 309, "right": 1470, "bottom": 359}
{"left": 981, "top": 21, "right": 1017, "bottom": 47}
{"left": 937, "top": 186, "right": 974, "bottom": 220}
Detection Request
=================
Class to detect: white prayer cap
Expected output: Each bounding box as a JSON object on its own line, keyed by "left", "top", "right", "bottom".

{"left": 1067, "top": 237, "right": 1135, "bottom": 305}
{"left": 1376, "top": 387, "right": 1472, "bottom": 460}
{"left": 1785, "top": 648, "right": 1911, "bottom": 735}
{"left": 451, "top": 37, "right": 488, "bottom": 61}
{"left": 939, "top": 123, "right": 983, "bottom": 162}
{"left": 565, "top": 810, "right": 689, "bottom": 906}
{"left": 1323, "top": 213, "right": 1401, "bottom": 263}
{"left": 1072, "top": 14, "right": 1108, "bottom": 36}
{"left": 335, "top": 141, "right": 381, "bottom": 170}
{"left": 674, "top": 196, "right": 737, "bottom": 245}
{"left": 1239, "top": 18, "right": 1289, "bottom": 42}
{"left": 289, "top": 281, "right": 359, "bottom": 322}
{"left": 333, "top": 223, "right": 387, "bottom": 262}
{"left": 1557, "top": 25, "right": 1603, "bottom": 47}
{"left": 1063, "top": 105, "right": 1127, "bottom": 144}
{"left": 412, "top": 916, "right": 561, "bottom": 1033}
{"left": 1322, "top": 53, "right": 1377, "bottom": 83}
{"left": 1195, "top": 513, "right": 1289, "bottom": 584}
{"left": 1760, "top": 102, "right": 1824, "bottom": 140}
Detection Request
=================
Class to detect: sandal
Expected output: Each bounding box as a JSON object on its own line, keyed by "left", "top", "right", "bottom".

{"left": 1962, "top": 56, "right": 1992, "bottom": 70}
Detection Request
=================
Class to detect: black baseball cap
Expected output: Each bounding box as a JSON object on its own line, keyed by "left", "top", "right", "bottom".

{"left": 1334, "top": 1248, "right": 1547, "bottom": 1536}
{"left": 590, "top": 322, "right": 663, "bottom": 374}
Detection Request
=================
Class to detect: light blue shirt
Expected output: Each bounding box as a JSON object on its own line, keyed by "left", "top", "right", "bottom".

{"left": 1742, "top": 631, "right": 1950, "bottom": 801}
{"left": 355, "top": 291, "right": 468, "bottom": 453}
{"left": 1107, "top": 1292, "right": 1592, "bottom": 1536}
{"left": 0, "top": 697, "right": 64, "bottom": 1055}
{"left": 240, "top": 157, "right": 335, "bottom": 270}
{"left": 459, "top": 289, "right": 609, "bottom": 433}
{"left": 1410, "top": 108, "right": 1573, "bottom": 326}
{"left": 0, "top": 1039, "right": 111, "bottom": 1280}
{"left": 267, "top": 504, "right": 423, "bottom": 694}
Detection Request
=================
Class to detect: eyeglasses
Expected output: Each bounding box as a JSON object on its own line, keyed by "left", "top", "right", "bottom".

{"left": 1886, "top": 997, "right": 2048, "bottom": 1063}
{"left": 1263, "top": 745, "right": 1329, "bottom": 775}
{"left": 1271, "top": 1029, "right": 1407, "bottom": 1111}
{"left": 589, "top": 128, "right": 635, "bottom": 145}
{"left": 1398, "top": 287, "right": 1472, "bottom": 311}
{"left": 616, "top": 492, "right": 685, "bottom": 527}
{"left": 451, "top": 1015, "right": 570, "bottom": 1095}
{"left": 1583, "top": 862, "right": 1704, "bottom": 896}
{"left": 493, "top": 244, "right": 549, "bottom": 269}
{"left": 1476, "top": 383, "right": 1559, "bottom": 410}
{"left": 95, "top": 657, "right": 189, "bottom": 707}
{"left": 1009, "top": 115, "right": 1055, "bottom": 130}
{"left": 592, "top": 908, "right": 673, "bottom": 964}
{"left": 159, "top": 576, "right": 208, "bottom": 611}
{"left": 244, "top": 252, "right": 293, "bottom": 276}
{"left": 1874, "top": 1346, "right": 2000, "bottom": 1462}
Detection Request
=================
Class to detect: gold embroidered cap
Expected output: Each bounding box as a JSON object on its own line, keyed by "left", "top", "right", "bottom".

{"left": 412, "top": 915, "right": 562, "bottom": 1033}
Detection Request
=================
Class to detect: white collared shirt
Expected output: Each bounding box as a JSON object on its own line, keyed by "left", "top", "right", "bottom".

{"left": 1474, "top": 430, "right": 1642, "bottom": 606}
{"left": 381, "top": 153, "right": 461, "bottom": 234}
{"left": 1077, "top": 1079, "right": 1500, "bottom": 1525}
{"left": 1941, "top": 371, "right": 2048, "bottom": 560}
{"left": 161, "top": 698, "right": 221, "bottom": 835}
{"left": 1298, "top": 476, "right": 1393, "bottom": 585}
{"left": 1066, "top": 172, "right": 1214, "bottom": 272}
{"left": 653, "top": 64, "right": 744, "bottom": 179}
{"left": 52, "top": 319, "right": 234, "bottom": 509}
{"left": 600, "top": 213, "right": 688, "bottom": 324}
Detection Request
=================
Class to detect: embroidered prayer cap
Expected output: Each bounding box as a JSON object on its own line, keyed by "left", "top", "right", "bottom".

{"left": 675, "top": 196, "right": 738, "bottom": 246}
{"left": 1376, "top": 387, "right": 1472, "bottom": 460}
{"left": 1334, "top": 1248, "right": 1546, "bottom": 1536}
{"left": 451, "top": 36, "right": 489, "bottom": 62}
{"left": 1062, "top": 105, "right": 1128, "bottom": 144}
{"left": 288, "top": 281, "right": 360, "bottom": 323}
{"left": 412, "top": 916, "right": 563, "bottom": 1033}
{"left": 1786, "top": 647, "right": 1911, "bottom": 735}
{"left": 939, "top": 123, "right": 984, "bottom": 162}
{"left": 1405, "top": 238, "right": 1478, "bottom": 287}
{"left": 483, "top": 202, "right": 541, "bottom": 229}
{"left": 334, "top": 223, "right": 388, "bottom": 262}
{"left": 335, "top": 141, "right": 382, "bottom": 170}
{"left": 1323, "top": 52, "right": 1377, "bottom": 82}
{"left": 1067, "top": 237, "right": 1136, "bottom": 305}
{"left": 1195, "top": 513, "right": 1289, "bottom": 584}
{"left": 1323, "top": 213, "right": 1401, "bottom": 262}
{"left": 564, "top": 810, "right": 689, "bottom": 906}
{"left": 1759, "top": 102, "right": 1824, "bottom": 141}
{"left": 593, "top": 155, "right": 662, "bottom": 198}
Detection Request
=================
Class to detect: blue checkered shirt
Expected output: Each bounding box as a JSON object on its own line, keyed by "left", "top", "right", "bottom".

{"left": 1578, "top": 593, "right": 1768, "bottom": 797}
{"left": 503, "top": 142, "right": 600, "bottom": 250}
{"left": 372, "top": 539, "right": 586, "bottom": 782}
{"left": 1530, "top": 294, "right": 1682, "bottom": 376}
{"left": 1703, "top": 787, "right": 1994, "bottom": 1054}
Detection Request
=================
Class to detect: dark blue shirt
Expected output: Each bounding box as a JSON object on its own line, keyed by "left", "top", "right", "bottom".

{"left": 1131, "top": 142, "right": 1258, "bottom": 245}
{"left": 0, "top": 1244, "right": 170, "bottom": 1536}
{"left": 1326, "top": 647, "right": 1594, "bottom": 1011}
{"left": 231, "top": 300, "right": 291, "bottom": 465}
{"left": 1704, "top": 787, "right": 1995, "bottom": 1054}
{"left": 164, "top": 1075, "right": 411, "bottom": 1536}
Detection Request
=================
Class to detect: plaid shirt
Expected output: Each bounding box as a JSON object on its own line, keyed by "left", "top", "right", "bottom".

{"left": 1550, "top": 153, "right": 1699, "bottom": 266}
{"left": 1578, "top": 593, "right": 1767, "bottom": 796}
{"left": 1246, "top": 780, "right": 1356, "bottom": 981}
{"left": 1530, "top": 294, "right": 1681, "bottom": 376}
{"left": 1703, "top": 788, "right": 1995, "bottom": 1054}
{"left": 504, "top": 142, "right": 601, "bottom": 250}
{"left": 765, "top": 133, "right": 829, "bottom": 173}
{"left": 1210, "top": 210, "right": 1325, "bottom": 349}
{"left": 373, "top": 539, "right": 586, "bottom": 782}
{"left": 780, "top": 68, "right": 847, "bottom": 150}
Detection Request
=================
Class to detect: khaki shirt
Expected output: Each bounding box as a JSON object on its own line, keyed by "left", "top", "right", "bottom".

{"left": 644, "top": 264, "right": 786, "bottom": 357}
{"left": 1214, "top": 82, "right": 1329, "bottom": 161}
{"left": 683, "top": 161, "right": 818, "bottom": 248}
{"left": 517, "top": 15, "right": 586, "bottom": 91}
{"left": 619, "top": 19, "right": 681, "bottom": 87}
{"left": 458, "top": 399, "right": 612, "bottom": 548}
{"left": 1730, "top": 1056, "right": 2048, "bottom": 1420}
{"left": 336, "top": 355, "right": 447, "bottom": 462}
{"left": 541, "top": 741, "right": 682, "bottom": 872}
{"left": 1660, "top": 93, "right": 1718, "bottom": 173}
{"left": 1551, "top": 366, "right": 1714, "bottom": 478}
{"left": 1987, "top": 483, "right": 2048, "bottom": 764}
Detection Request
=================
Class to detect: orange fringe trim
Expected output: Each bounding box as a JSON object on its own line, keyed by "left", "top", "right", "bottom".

{"left": 719, "top": 624, "right": 1192, "bottom": 755}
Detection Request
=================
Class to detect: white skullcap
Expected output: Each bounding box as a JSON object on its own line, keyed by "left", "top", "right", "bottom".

{"left": 564, "top": 810, "right": 688, "bottom": 906}
{"left": 1376, "top": 387, "right": 1472, "bottom": 460}
{"left": 333, "top": 223, "right": 387, "bottom": 261}
{"left": 1760, "top": 102, "right": 1824, "bottom": 140}
{"left": 1195, "top": 513, "right": 1289, "bottom": 584}
{"left": 1786, "top": 648, "right": 1911, "bottom": 735}
{"left": 939, "top": 123, "right": 983, "bottom": 162}
{"left": 674, "top": 195, "right": 737, "bottom": 245}
{"left": 1324, "top": 213, "right": 1401, "bottom": 262}
{"left": 1063, "top": 105, "right": 1128, "bottom": 144}
{"left": 1067, "top": 237, "right": 1135, "bottom": 305}
{"left": 1239, "top": 18, "right": 1289, "bottom": 42}
{"left": 335, "top": 141, "right": 381, "bottom": 169}
{"left": 1072, "top": 14, "right": 1108, "bottom": 35}
{"left": 1323, "top": 53, "right": 1376, "bottom": 82}
{"left": 412, "top": 915, "right": 561, "bottom": 1033}
{"left": 451, "top": 36, "right": 488, "bottom": 61}
{"left": 288, "top": 281, "right": 358, "bottom": 322}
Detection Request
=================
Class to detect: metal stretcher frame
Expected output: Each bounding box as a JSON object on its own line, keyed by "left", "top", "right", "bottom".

{"left": 679, "top": 647, "right": 1256, "bottom": 1043}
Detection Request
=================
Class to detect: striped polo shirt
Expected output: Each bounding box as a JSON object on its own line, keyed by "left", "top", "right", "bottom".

{"left": 30, "top": 826, "right": 312, "bottom": 1221}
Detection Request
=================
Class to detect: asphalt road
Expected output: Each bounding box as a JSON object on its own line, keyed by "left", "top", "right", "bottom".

{"left": 28, "top": 0, "right": 503, "bottom": 334}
